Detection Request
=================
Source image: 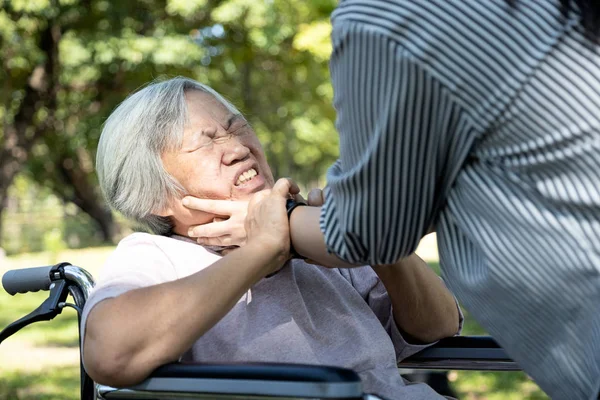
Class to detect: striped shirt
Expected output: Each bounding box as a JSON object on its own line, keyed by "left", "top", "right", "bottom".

{"left": 319, "top": 1, "right": 600, "bottom": 399}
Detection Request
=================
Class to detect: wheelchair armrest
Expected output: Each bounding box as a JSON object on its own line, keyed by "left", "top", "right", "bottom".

{"left": 398, "top": 336, "right": 521, "bottom": 371}
{"left": 98, "top": 362, "right": 364, "bottom": 399}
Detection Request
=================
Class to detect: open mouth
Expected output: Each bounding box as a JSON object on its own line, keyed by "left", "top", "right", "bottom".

{"left": 235, "top": 168, "right": 258, "bottom": 186}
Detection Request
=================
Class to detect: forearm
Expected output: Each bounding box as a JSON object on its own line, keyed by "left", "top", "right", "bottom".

{"left": 372, "top": 254, "right": 459, "bottom": 343}
{"left": 84, "top": 242, "right": 282, "bottom": 387}
{"left": 289, "top": 206, "right": 358, "bottom": 268}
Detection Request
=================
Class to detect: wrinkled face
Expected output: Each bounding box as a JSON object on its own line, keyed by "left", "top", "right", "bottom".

{"left": 160, "top": 90, "right": 274, "bottom": 227}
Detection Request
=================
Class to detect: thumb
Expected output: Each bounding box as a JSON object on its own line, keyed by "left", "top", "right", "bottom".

{"left": 272, "top": 178, "right": 300, "bottom": 197}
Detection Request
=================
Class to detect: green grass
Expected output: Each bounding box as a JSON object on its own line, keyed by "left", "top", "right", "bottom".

{"left": 0, "top": 247, "right": 107, "bottom": 400}
{"left": 0, "top": 290, "right": 80, "bottom": 348}
{"left": 0, "top": 250, "right": 548, "bottom": 399}
{"left": 0, "top": 367, "right": 80, "bottom": 400}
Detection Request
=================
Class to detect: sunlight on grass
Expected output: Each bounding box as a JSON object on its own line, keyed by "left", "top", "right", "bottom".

{"left": 452, "top": 370, "right": 548, "bottom": 400}
{"left": 0, "top": 366, "right": 80, "bottom": 400}
{"left": 0, "top": 247, "right": 105, "bottom": 400}
{"left": 12, "top": 315, "right": 80, "bottom": 348}
{"left": 0, "top": 246, "right": 112, "bottom": 276}
{"left": 0, "top": 283, "right": 80, "bottom": 348}
{"left": 0, "top": 246, "right": 111, "bottom": 348}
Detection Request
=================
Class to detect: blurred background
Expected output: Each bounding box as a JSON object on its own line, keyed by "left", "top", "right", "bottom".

{"left": 0, "top": 0, "right": 547, "bottom": 398}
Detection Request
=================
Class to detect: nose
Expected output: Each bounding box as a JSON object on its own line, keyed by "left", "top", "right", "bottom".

{"left": 221, "top": 139, "right": 250, "bottom": 165}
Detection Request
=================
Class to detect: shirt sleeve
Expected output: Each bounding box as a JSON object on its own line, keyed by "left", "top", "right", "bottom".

{"left": 320, "top": 21, "right": 474, "bottom": 265}
{"left": 80, "top": 237, "right": 179, "bottom": 359}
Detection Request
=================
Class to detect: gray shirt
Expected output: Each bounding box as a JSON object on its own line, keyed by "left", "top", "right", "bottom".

{"left": 320, "top": 1, "right": 600, "bottom": 399}
{"left": 82, "top": 233, "right": 460, "bottom": 399}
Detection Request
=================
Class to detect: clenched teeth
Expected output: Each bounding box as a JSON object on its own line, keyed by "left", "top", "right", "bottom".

{"left": 236, "top": 168, "right": 257, "bottom": 185}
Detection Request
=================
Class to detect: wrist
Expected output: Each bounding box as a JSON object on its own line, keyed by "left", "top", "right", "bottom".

{"left": 243, "top": 240, "right": 288, "bottom": 276}
{"left": 247, "top": 236, "right": 287, "bottom": 257}
{"left": 286, "top": 199, "right": 307, "bottom": 259}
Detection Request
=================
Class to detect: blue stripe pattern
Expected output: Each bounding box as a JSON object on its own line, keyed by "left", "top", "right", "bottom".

{"left": 320, "top": 1, "right": 600, "bottom": 398}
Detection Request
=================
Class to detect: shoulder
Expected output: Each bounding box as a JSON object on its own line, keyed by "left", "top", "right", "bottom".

{"left": 331, "top": 1, "right": 482, "bottom": 36}
{"left": 331, "top": 1, "right": 564, "bottom": 56}
{"left": 330, "top": 0, "right": 567, "bottom": 124}
{"left": 102, "top": 233, "right": 222, "bottom": 281}
{"left": 332, "top": 0, "right": 560, "bottom": 29}
{"left": 115, "top": 232, "right": 216, "bottom": 257}
{"left": 110, "top": 232, "right": 181, "bottom": 264}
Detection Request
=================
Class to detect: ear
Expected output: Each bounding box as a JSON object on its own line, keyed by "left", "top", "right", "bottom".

{"left": 154, "top": 208, "right": 173, "bottom": 217}
{"left": 154, "top": 203, "right": 174, "bottom": 217}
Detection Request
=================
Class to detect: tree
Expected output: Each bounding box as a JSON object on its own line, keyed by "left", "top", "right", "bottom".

{"left": 0, "top": 0, "right": 339, "bottom": 245}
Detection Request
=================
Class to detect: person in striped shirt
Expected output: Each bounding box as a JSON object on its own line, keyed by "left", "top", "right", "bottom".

{"left": 191, "top": 1, "right": 600, "bottom": 399}
{"left": 292, "top": 1, "right": 600, "bottom": 399}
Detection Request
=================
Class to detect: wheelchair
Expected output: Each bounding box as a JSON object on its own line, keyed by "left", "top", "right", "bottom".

{"left": 0, "top": 262, "right": 520, "bottom": 399}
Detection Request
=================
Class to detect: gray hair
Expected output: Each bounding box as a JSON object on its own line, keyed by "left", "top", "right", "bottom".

{"left": 96, "top": 77, "right": 240, "bottom": 235}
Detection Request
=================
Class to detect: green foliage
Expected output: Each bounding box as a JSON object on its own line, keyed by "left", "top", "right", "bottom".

{"left": 41, "top": 228, "right": 66, "bottom": 263}
{"left": 2, "top": 0, "right": 341, "bottom": 186}
{"left": 1, "top": 0, "right": 343, "bottom": 250}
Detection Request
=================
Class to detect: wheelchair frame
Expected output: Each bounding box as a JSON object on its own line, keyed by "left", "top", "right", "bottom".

{"left": 0, "top": 262, "right": 520, "bottom": 399}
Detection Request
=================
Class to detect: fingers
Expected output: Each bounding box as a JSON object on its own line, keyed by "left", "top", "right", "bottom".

{"left": 219, "top": 247, "right": 237, "bottom": 256}
{"left": 307, "top": 188, "right": 325, "bottom": 207}
{"left": 294, "top": 193, "right": 306, "bottom": 204}
{"left": 196, "top": 235, "right": 234, "bottom": 247}
{"left": 181, "top": 197, "right": 240, "bottom": 215}
{"left": 272, "top": 178, "right": 300, "bottom": 197}
{"left": 188, "top": 220, "right": 233, "bottom": 238}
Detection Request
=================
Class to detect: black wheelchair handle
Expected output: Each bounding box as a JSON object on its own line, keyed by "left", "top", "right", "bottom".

{"left": 2, "top": 266, "right": 54, "bottom": 295}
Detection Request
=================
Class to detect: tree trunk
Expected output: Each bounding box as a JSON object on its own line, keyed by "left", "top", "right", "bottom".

{"left": 0, "top": 189, "right": 7, "bottom": 245}
{"left": 56, "top": 159, "right": 120, "bottom": 244}
{"left": 0, "top": 20, "right": 61, "bottom": 244}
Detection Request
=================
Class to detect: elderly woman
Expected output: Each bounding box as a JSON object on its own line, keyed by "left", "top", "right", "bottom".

{"left": 82, "top": 77, "right": 461, "bottom": 400}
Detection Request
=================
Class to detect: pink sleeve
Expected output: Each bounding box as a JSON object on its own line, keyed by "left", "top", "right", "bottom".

{"left": 80, "top": 236, "right": 179, "bottom": 364}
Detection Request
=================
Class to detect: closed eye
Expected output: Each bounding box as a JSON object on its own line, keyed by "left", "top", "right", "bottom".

{"left": 229, "top": 122, "right": 250, "bottom": 135}
{"left": 182, "top": 131, "right": 213, "bottom": 152}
